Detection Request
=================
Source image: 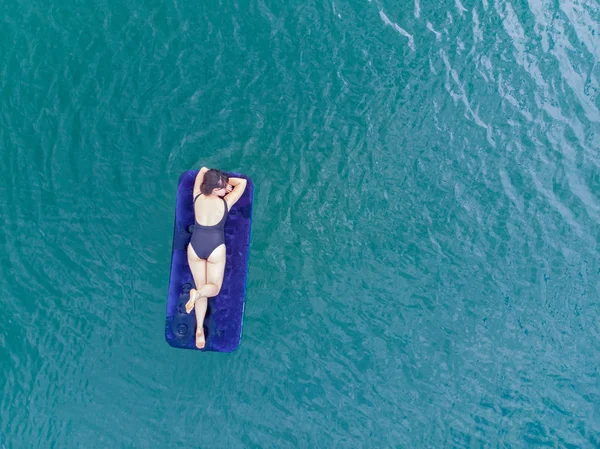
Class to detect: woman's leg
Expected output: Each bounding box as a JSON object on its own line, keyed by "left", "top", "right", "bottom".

{"left": 187, "top": 245, "right": 208, "bottom": 348}
{"left": 193, "top": 296, "right": 208, "bottom": 349}
{"left": 196, "top": 244, "right": 226, "bottom": 298}
{"left": 186, "top": 244, "right": 226, "bottom": 349}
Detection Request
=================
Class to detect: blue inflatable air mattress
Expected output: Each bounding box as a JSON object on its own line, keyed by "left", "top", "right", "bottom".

{"left": 165, "top": 170, "right": 253, "bottom": 352}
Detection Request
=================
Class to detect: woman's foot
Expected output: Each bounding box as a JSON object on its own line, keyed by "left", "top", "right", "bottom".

{"left": 195, "top": 329, "right": 205, "bottom": 349}
{"left": 185, "top": 289, "right": 198, "bottom": 314}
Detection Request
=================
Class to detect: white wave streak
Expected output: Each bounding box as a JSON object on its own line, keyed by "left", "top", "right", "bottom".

{"left": 427, "top": 22, "right": 442, "bottom": 41}
{"left": 379, "top": 10, "right": 415, "bottom": 51}
{"left": 455, "top": 0, "right": 467, "bottom": 15}
{"left": 440, "top": 49, "right": 495, "bottom": 147}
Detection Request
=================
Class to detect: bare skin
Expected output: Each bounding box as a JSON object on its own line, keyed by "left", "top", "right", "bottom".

{"left": 186, "top": 167, "right": 247, "bottom": 349}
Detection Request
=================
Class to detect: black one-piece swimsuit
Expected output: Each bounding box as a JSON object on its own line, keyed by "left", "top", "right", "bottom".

{"left": 190, "top": 194, "right": 229, "bottom": 259}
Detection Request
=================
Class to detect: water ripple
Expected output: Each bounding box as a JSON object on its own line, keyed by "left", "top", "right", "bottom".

{"left": 1, "top": 0, "right": 599, "bottom": 447}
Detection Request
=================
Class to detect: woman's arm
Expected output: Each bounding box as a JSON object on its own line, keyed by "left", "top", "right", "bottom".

{"left": 227, "top": 177, "right": 246, "bottom": 186}
{"left": 224, "top": 177, "right": 247, "bottom": 208}
{"left": 193, "top": 167, "right": 209, "bottom": 197}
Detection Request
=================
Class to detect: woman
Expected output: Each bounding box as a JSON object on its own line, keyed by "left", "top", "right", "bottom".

{"left": 185, "top": 167, "right": 247, "bottom": 348}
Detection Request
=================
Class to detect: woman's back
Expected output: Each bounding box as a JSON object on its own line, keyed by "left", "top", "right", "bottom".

{"left": 193, "top": 194, "right": 228, "bottom": 227}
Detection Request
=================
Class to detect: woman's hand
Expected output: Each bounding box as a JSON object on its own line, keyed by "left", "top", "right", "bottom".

{"left": 225, "top": 184, "right": 233, "bottom": 193}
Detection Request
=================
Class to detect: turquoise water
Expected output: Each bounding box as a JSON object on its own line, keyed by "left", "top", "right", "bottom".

{"left": 1, "top": 0, "right": 599, "bottom": 447}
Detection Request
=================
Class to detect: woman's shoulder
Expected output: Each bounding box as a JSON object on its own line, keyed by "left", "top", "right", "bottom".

{"left": 196, "top": 195, "right": 226, "bottom": 210}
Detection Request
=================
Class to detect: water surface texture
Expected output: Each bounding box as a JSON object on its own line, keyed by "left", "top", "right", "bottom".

{"left": 1, "top": 0, "right": 599, "bottom": 447}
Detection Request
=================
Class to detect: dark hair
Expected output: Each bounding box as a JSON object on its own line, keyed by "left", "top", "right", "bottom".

{"left": 200, "top": 169, "right": 229, "bottom": 195}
